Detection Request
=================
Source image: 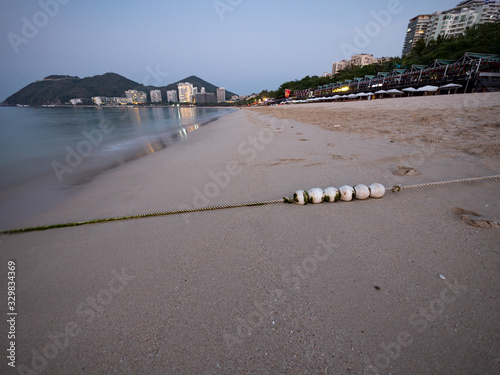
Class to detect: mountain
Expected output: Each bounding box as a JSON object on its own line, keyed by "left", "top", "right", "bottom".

{"left": 162, "top": 75, "right": 235, "bottom": 99}
{"left": 2, "top": 73, "right": 236, "bottom": 106}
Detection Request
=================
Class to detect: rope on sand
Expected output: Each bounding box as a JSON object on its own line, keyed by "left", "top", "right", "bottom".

{"left": 386, "top": 174, "right": 500, "bottom": 192}
{"left": 1, "top": 175, "right": 499, "bottom": 235}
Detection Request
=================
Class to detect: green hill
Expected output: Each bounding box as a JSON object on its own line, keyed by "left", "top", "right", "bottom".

{"left": 2, "top": 73, "right": 236, "bottom": 106}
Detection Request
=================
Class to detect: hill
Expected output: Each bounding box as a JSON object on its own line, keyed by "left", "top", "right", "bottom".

{"left": 162, "top": 75, "right": 236, "bottom": 100}
{"left": 2, "top": 73, "right": 236, "bottom": 106}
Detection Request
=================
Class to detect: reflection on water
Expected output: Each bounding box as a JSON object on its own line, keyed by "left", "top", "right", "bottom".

{"left": 62, "top": 108, "right": 227, "bottom": 187}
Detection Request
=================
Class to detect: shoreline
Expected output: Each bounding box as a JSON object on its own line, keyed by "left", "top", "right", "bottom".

{"left": 0, "top": 108, "right": 235, "bottom": 232}
{"left": 1, "top": 97, "right": 499, "bottom": 374}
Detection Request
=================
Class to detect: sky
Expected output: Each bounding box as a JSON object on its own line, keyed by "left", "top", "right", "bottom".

{"left": 0, "top": 0, "right": 461, "bottom": 101}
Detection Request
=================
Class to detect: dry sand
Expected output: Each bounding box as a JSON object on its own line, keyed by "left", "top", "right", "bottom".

{"left": 0, "top": 93, "right": 499, "bottom": 374}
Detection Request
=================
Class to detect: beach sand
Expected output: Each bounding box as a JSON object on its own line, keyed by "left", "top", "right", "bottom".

{"left": 1, "top": 93, "right": 499, "bottom": 374}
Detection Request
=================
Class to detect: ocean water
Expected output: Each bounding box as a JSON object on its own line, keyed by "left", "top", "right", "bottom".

{"left": 0, "top": 106, "right": 235, "bottom": 229}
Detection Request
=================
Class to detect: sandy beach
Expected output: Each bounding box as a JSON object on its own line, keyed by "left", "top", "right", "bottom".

{"left": 1, "top": 93, "right": 499, "bottom": 374}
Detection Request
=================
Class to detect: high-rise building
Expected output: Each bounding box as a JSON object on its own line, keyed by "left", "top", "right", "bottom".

{"left": 217, "top": 87, "right": 226, "bottom": 103}
{"left": 405, "top": 1, "right": 500, "bottom": 47}
{"left": 402, "top": 14, "right": 432, "bottom": 56}
{"left": 150, "top": 90, "right": 162, "bottom": 103}
{"left": 177, "top": 82, "right": 194, "bottom": 103}
{"left": 166, "top": 90, "right": 178, "bottom": 103}
{"left": 125, "top": 90, "right": 147, "bottom": 104}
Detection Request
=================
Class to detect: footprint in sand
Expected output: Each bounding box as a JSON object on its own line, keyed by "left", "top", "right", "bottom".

{"left": 394, "top": 166, "right": 421, "bottom": 176}
{"left": 451, "top": 207, "right": 500, "bottom": 229}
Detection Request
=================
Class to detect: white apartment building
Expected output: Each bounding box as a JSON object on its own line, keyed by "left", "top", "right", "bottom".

{"left": 166, "top": 90, "right": 178, "bottom": 103}
{"left": 332, "top": 54, "right": 380, "bottom": 75}
{"left": 425, "top": 0, "right": 500, "bottom": 43}
{"left": 217, "top": 87, "right": 226, "bottom": 103}
{"left": 150, "top": 90, "right": 162, "bottom": 103}
{"left": 177, "top": 82, "right": 194, "bottom": 103}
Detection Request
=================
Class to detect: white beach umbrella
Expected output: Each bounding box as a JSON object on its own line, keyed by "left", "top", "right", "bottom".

{"left": 357, "top": 92, "right": 368, "bottom": 97}
{"left": 387, "top": 89, "right": 404, "bottom": 94}
{"left": 347, "top": 94, "right": 358, "bottom": 99}
{"left": 366, "top": 92, "right": 375, "bottom": 96}
{"left": 374, "top": 90, "right": 387, "bottom": 94}
{"left": 417, "top": 85, "right": 439, "bottom": 92}
{"left": 440, "top": 83, "right": 462, "bottom": 89}
{"left": 402, "top": 87, "right": 418, "bottom": 92}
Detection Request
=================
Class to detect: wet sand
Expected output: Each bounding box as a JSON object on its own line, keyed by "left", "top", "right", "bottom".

{"left": 0, "top": 93, "right": 499, "bottom": 374}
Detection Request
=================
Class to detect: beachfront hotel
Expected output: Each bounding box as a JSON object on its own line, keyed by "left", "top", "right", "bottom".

{"left": 125, "top": 90, "right": 147, "bottom": 104}
{"left": 177, "top": 82, "right": 194, "bottom": 103}
{"left": 403, "top": 0, "right": 500, "bottom": 56}
{"left": 402, "top": 14, "right": 433, "bottom": 56}
{"left": 166, "top": 90, "right": 178, "bottom": 103}
{"left": 150, "top": 89, "right": 162, "bottom": 103}
{"left": 426, "top": 0, "right": 500, "bottom": 42}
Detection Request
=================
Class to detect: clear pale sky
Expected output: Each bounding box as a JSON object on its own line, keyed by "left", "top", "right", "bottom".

{"left": 0, "top": 0, "right": 460, "bottom": 101}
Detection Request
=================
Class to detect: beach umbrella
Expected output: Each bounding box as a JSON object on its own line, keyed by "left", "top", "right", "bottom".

{"left": 417, "top": 85, "right": 439, "bottom": 92}
{"left": 402, "top": 87, "right": 418, "bottom": 97}
{"left": 347, "top": 94, "right": 358, "bottom": 99}
{"left": 439, "top": 83, "right": 462, "bottom": 94}
{"left": 440, "top": 83, "right": 462, "bottom": 89}
{"left": 366, "top": 92, "right": 375, "bottom": 96}
{"left": 374, "top": 90, "right": 387, "bottom": 94}
{"left": 357, "top": 92, "right": 368, "bottom": 97}
{"left": 387, "top": 89, "right": 404, "bottom": 95}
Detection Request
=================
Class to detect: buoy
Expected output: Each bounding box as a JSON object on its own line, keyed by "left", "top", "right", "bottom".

{"left": 339, "top": 185, "right": 355, "bottom": 201}
{"left": 369, "top": 183, "right": 385, "bottom": 198}
{"left": 293, "top": 190, "right": 309, "bottom": 205}
{"left": 354, "top": 184, "right": 370, "bottom": 200}
{"left": 308, "top": 188, "right": 324, "bottom": 204}
{"left": 324, "top": 187, "right": 340, "bottom": 202}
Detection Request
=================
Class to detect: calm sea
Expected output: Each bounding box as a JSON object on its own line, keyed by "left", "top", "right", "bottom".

{"left": 0, "top": 106, "right": 235, "bottom": 230}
